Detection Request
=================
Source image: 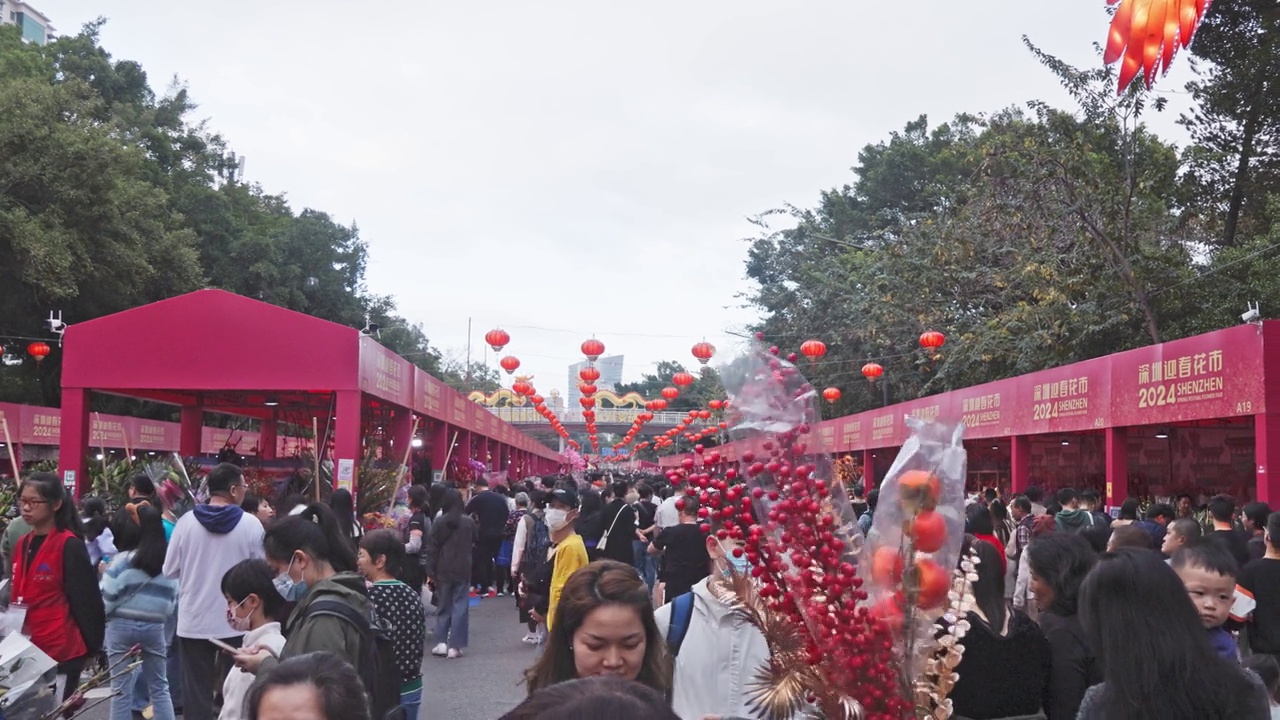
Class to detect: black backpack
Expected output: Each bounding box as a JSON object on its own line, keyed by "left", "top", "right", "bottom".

{"left": 307, "top": 599, "right": 403, "bottom": 720}
{"left": 519, "top": 513, "right": 552, "bottom": 577}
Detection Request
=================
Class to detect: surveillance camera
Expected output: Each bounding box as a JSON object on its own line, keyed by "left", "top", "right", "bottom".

{"left": 1243, "top": 308, "right": 1260, "bottom": 323}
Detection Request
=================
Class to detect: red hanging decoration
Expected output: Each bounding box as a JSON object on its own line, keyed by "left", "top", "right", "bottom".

{"left": 672, "top": 371, "right": 695, "bottom": 387}
{"left": 862, "top": 362, "right": 884, "bottom": 381}
{"left": 579, "top": 366, "right": 601, "bottom": 383}
{"left": 661, "top": 387, "right": 680, "bottom": 400}
{"left": 499, "top": 356, "right": 520, "bottom": 375}
{"left": 799, "top": 339, "right": 827, "bottom": 361}
{"left": 691, "top": 342, "right": 716, "bottom": 365}
{"left": 822, "top": 387, "right": 842, "bottom": 403}
{"left": 650, "top": 398, "right": 667, "bottom": 411}
{"left": 708, "top": 399, "right": 723, "bottom": 411}
{"left": 581, "top": 338, "right": 605, "bottom": 362}
{"left": 484, "top": 328, "right": 510, "bottom": 353}
{"left": 919, "top": 330, "right": 946, "bottom": 351}
{"left": 1104, "top": 0, "right": 1211, "bottom": 93}
{"left": 579, "top": 383, "right": 597, "bottom": 396}
{"left": 27, "top": 342, "right": 50, "bottom": 363}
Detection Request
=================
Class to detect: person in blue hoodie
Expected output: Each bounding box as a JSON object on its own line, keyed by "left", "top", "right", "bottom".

{"left": 1171, "top": 539, "right": 1242, "bottom": 661}
{"left": 163, "top": 463, "right": 264, "bottom": 720}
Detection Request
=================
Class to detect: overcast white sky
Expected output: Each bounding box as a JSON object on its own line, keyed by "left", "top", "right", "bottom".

{"left": 53, "top": 0, "right": 1198, "bottom": 398}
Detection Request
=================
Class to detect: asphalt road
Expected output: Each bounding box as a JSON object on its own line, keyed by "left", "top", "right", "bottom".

{"left": 77, "top": 595, "right": 535, "bottom": 720}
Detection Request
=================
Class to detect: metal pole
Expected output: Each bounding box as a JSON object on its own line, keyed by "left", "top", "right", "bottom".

{"left": 465, "top": 317, "right": 472, "bottom": 389}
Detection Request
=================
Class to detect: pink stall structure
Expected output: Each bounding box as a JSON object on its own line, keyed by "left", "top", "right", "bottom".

{"left": 664, "top": 322, "right": 1280, "bottom": 508}
{"left": 51, "top": 290, "right": 561, "bottom": 497}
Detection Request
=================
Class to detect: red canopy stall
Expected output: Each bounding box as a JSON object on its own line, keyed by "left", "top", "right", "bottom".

{"left": 58, "top": 290, "right": 560, "bottom": 497}
{"left": 665, "top": 321, "right": 1280, "bottom": 508}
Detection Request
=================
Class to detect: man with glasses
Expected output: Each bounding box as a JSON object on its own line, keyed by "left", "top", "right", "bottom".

{"left": 163, "top": 463, "right": 265, "bottom": 720}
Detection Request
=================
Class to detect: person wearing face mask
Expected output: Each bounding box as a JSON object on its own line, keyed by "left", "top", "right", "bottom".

{"left": 654, "top": 518, "right": 776, "bottom": 720}
{"left": 218, "top": 560, "right": 285, "bottom": 720}
{"left": 102, "top": 503, "right": 179, "bottom": 720}
{"left": 526, "top": 487, "right": 589, "bottom": 634}
{"left": 231, "top": 503, "right": 398, "bottom": 720}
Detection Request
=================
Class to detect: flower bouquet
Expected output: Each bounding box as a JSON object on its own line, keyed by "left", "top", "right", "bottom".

{"left": 671, "top": 344, "right": 975, "bottom": 720}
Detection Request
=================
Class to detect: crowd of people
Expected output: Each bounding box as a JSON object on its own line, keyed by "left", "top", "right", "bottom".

{"left": 12, "top": 461, "right": 1280, "bottom": 720}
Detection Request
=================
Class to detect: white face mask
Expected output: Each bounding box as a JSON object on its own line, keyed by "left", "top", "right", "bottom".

{"left": 544, "top": 508, "right": 570, "bottom": 531}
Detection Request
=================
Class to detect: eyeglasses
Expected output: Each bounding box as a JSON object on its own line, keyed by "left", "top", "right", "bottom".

{"left": 18, "top": 498, "right": 50, "bottom": 509}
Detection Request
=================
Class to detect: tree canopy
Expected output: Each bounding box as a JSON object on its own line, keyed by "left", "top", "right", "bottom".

{"left": 0, "top": 21, "right": 446, "bottom": 409}
{"left": 744, "top": 33, "right": 1280, "bottom": 419}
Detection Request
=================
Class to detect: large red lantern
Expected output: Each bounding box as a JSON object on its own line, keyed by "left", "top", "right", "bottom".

{"left": 580, "top": 397, "right": 595, "bottom": 408}
{"left": 800, "top": 339, "right": 827, "bottom": 361}
{"left": 512, "top": 380, "right": 533, "bottom": 396}
{"left": 650, "top": 398, "right": 668, "bottom": 411}
{"left": 708, "top": 399, "right": 723, "bottom": 411}
{"left": 581, "top": 338, "right": 605, "bottom": 362}
{"left": 691, "top": 342, "right": 715, "bottom": 365}
{"left": 579, "top": 366, "right": 601, "bottom": 383}
{"left": 579, "top": 383, "right": 597, "bottom": 396}
{"left": 920, "top": 330, "right": 946, "bottom": 352}
{"left": 822, "top": 387, "right": 842, "bottom": 404}
{"left": 661, "top": 387, "right": 680, "bottom": 400}
{"left": 499, "top": 356, "right": 521, "bottom": 375}
{"left": 530, "top": 394, "right": 544, "bottom": 405}
{"left": 484, "top": 328, "right": 510, "bottom": 353}
{"left": 27, "top": 342, "right": 50, "bottom": 363}
{"left": 862, "top": 362, "right": 884, "bottom": 382}
{"left": 697, "top": 410, "right": 711, "bottom": 420}
{"left": 672, "top": 371, "right": 695, "bottom": 388}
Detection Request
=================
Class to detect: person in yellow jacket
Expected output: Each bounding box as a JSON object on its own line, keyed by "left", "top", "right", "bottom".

{"left": 533, "top": 487, "right": 588, "bottom": 632}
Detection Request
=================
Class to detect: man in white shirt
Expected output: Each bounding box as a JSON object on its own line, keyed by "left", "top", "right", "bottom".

{"left": 164, "top": 463, "right": 264, "bottom": 720}
{"left": 654, "top": 530, "right": 777, "bottom": 720}
{"left": 655, "top": 488, "right": 682, "bottom": 530}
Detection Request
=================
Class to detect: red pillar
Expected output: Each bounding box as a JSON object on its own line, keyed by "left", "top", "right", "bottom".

{"left": 390, "top": 408, "right": 415, "bottom": 466}
{"left": 334, "top": 390, "right": 363, "bottom": 492}
{"left": 1256, "top": 413, "right": 1280, "bottom": 505}
{"left": 260, "top": 412, "right": 278, "bottom": 460}
{"left": 1010, "top": 435, "right": 1031, "bottom": 495}
{"left": 862, "top": 449, "right": 876, "bottom": 487}
{"left": 1105, "top": 426, "right": 1129, "bottom": 509}
{"left": 179, "top": 405, "right": 203, "bottom": 458}
{"left": 430, "top": 422, "right": 450, "bottom": 483}
{"left": 60, "top": 388, "right": 91, "bottom": 498}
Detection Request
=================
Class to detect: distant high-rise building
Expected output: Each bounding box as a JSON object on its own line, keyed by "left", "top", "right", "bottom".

{"left": 568, "top": 356, "right": 624, "bottom": 410}
{"left": 1, "top": 1, "right": 54, "bottom": 44}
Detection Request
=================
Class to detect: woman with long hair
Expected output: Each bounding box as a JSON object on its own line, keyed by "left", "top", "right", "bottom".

{"left": 81, "top": 496, "right": 118, "bottom": 569}
{"left": 13, "top": 472, "right": 105, "bottom": 701}
{"left": 102, "top": 504, "right": 179, "bottom": 720}
{"left": 965, "top": 503, "right": 1007, "bottom": 574}
{"left": 425, "top": 487, "right": 475, "bottom": 658}
{"left": 327, "top": 488, "right": 362, "bottom": 550}
{"left": 1077, "top": 548, "right": 1270, "bottom": 718}
{"left": 523, "top": 559, "right": 670, "bottom": 696}
{"left": 1026, "top": 532, "right": 1100, "bottom": 720}
{"left": 948, "top": 538, "right": 1051, "bottom": 719}
{"left": 400, "top": 485, "right": 430, "bottom": 593}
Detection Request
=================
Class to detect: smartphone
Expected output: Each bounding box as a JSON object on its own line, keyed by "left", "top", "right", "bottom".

{"left": 210, "top": 638, "right": 239, "bottom": 654}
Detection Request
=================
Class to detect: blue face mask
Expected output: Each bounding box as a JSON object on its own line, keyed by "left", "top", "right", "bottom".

{"left": 716, "top": 539, "right": 750, "bottom": 577}
{"left": 274, "top": 556, "right": 309, "bottom": 601}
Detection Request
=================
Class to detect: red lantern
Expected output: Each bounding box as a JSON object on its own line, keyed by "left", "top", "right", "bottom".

{"left": 512, "top": 380, "right": 533, "bottom": 396}
{"left": 661, "top": 387, "right": 679, "bottom": 400}
{"left": 822, "top": 387, "right": 842, "bottom": 404}
{"left": 672, "top": 371, "right": 695, "bottom": 387}
{"left": 581, "top": 338, "right": 605, "bottom": 362}
{"left": 697, "top": 410, "right": 711, "bottom": 420}
{"left": 579, "top": 366, "right": 601, "bottom": 383}
{"left": 27, "top": 342, "right": 50, "bottom": 363}
{"left": 580, "top": 397, "right": 595, "bottom": 408}
{"left": 800, "top": 339, "right": 826, "bottom": 361}
{"left": 650, "top": 398, "right": 667, "bottom": 411}
{"left": 708, "top": 399, "right": 723, "bottom": 411}
{"left": 530, "top": 394, "right": 544, "bottom": 405}
{"left": 691, "top": 342, "right": 715, "bottom": 365}
{"left": 499, "top": 356, "right": 520, "bottom": 375}
{"left": 919, "top": 330, "right": 946, "bottom": 351}
{"left": 862, "top": 362, "right": 884, "bottom": 381}
{"left": 579, "top": 383, "right": 598, "bottom": 396}
{"left": 484, "top": 328, "right": 510, "bottom": 353}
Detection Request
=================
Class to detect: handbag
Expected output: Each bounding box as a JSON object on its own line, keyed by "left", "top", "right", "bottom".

{"left": 596, "top": 505, "right": 627, "bottom": 552}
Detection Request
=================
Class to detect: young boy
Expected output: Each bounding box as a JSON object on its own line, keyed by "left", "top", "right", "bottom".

{"left": 1161, "top": 517, "right": 1203, "bottom": 559}
{"left": 1171, "top": 539, "right": 1240, "bottom": 661}
{"left": 358, "top": 530, "right": 426, "bottom": 720}
{"left": 220, "top": 560, "right": 287, "bottom": 720}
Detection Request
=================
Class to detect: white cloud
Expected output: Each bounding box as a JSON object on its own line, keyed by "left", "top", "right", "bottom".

{"left": 54, "top": 0, "right": 1198, "bottom": 398}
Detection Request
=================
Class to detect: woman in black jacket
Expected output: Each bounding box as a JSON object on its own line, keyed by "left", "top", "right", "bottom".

{"left": 1026, "top": 532, "right": 1101, "bottom": 720}
{"left": 425, "top": 488, "right": 474, "bottom": 659}
{"left": 594, "top": 481, "right": 637, "bottom": 566}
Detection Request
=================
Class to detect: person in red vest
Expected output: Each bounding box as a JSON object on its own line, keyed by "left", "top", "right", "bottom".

{"left": 12, "top": 472, "right": 105, "bottom": 701}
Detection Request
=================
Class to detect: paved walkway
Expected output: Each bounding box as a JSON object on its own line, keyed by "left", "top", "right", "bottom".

{"left": 78, "top": 595, "right": 536, "bottom": 720}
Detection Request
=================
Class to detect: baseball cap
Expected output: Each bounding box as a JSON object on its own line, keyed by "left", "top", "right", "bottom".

{"left": 549, "top": 487, "right": 579, "bottom": 509}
